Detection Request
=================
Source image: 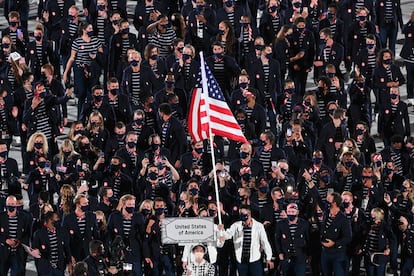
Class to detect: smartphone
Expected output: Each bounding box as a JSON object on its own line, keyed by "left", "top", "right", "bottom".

{"left": 81, "top": 180, "right": 88, "bottom": 187}
{"left": 287, "top": 128, "right": 292, "bottom": 137}
{"left": 17, "top": 29, "right": 22, "bottom": 38}
{"left": 271, "top": 161, "right": 277, "bottom": 167}
{"left": 99, "top": 152, "right": 104, "bottom": 158}
{"left": 44, "top": 162, "right": 51, "bottom": 173}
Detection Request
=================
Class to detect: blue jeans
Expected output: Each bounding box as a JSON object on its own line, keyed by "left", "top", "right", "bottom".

{"left": 405, "top": 62, "right": 414, "bottom": 99}
{"left": 152, "top": 254, "right": 175, "bottom": 276}
{"left": 321, "top": 250, "right": 347, "bottom": 276}
{"left": 131, "top": 261, "right": 142, "bottom": 276}
{"left": 379, "top": 23, "right": 398, "bottom": 54}
{"left": 73, "top": 64, "right": 91, "bottom": 119}
{"left": 281, "top": 259, "right": 306, "bottom": 276}
{"left": 237, "top": 260, "right": 263, "bottom": 276}
{"left": 401, "top": 257, "right": 414, "bottom": 276}
{"left": 41, "top": 268, "right": 64, "bottom": 276}
{"left": 0, "top": 254, "right": 25, "bottom": 276}
{"left": 364, "top": 255, "right": 386, "bottom": 276}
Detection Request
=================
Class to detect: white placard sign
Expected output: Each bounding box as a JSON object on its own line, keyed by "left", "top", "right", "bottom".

{"left": 161, "top": 217, "right": 215, "bottom": 244}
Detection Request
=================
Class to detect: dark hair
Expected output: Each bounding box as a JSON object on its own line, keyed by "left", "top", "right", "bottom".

{"left": 158, "top": 103, "right": 172, "bottom": 115}
{"left": 72, "top": 261, "right": 88, "bottom": 276}
{"left": 89, "top": 239, "right": 104, "bottom": 255}
{"left": 331, "top": 192, "right": 342, "bottom": 207}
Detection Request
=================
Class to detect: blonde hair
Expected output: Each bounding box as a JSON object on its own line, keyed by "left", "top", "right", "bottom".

{"left": 58, "top": 139, "right": 77, "bottom": 164}
{"left": 87, "top": 111, "right": 105, "bottom": 131}
{"left": 139, "top": 199, "right": 154, "bottom": 214}
{"left": 27, "top": 132, "right": 49, "bottom": 153}
{"left": 60, "top": 184, "right": 75, "bottom": 215}
{"left": 116, "top": 194, "right": 136, "bottom": 211}
{"left": 95, "top": 210, "right": 107, "bottom": 230}
{"left": 371, "top": 207, "right": 385, "bottom": 222}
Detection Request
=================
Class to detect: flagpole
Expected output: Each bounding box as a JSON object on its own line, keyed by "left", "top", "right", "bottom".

{"left": 199, "top": 51, "right": 222, "bottom": 226}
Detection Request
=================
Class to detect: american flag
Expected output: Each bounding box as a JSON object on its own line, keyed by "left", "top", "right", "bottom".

{"left": 188, "top": 56, "right": 248, "bottom": 143}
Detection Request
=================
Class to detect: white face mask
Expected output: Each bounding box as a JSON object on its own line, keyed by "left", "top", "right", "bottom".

{"left": 194, "top": 252, "right": 204, "bottom": 262}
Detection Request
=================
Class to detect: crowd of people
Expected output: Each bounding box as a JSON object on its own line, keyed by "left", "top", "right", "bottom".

{"left": 0, "top": 0, "right": 413, "bottom": 275}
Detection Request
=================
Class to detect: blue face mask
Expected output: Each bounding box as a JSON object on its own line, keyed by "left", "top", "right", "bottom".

{"left": 240, "top": 213, "right": 248, "bottom": 221}
{"left": 285, "top": 88, "right": 295, "bottom": 94}
{"left": 6, "top": 205, "right": 16, "bottom": 212}
{"left": 355, "top": 129, "right": 364, "bottom": 136}
{"left": 320, "top": 175, "right": 330, "bottom": 183}
{"left": 189, "top": 188, "right": 199, "bottom": 196}
{"left": 277, "top": 198, "right": 284, "bottom": 206}
{"left": 240, "top": 22, "right": 249, "bottom": 28}
{"left": 141, "top": 209, "right": 151, "bottom": 216}
{"left": 313, "top": 158, "right": 322, "bottom": 165}
{"left": 259, "top": 185, "right": 269, "bottom": 194}
{"left": 121, "top": 28, "right": 129, "bottom": 34}
{"left": 0, "top": 151, "right": 7, "bottom": 159}
{"left": 149, "top": 172, "right": 158, "bottom": 181}
{"left": 125, "top": 206, "right": 135, "bottom": 214}
{"left": 390, "top": 93, "right": 398, "bottom": 100}
{"left": 239, "top": 82, "right": 248, "bottom": 89}
{"left": 127, "top": 141, "right": 136, "bottom": 148}
{"left": 367, "top": 44, "right": 375, "bottom": 50}
{"left": 218, "top": 29, "right": 225, "bottom": 36}
{"left": 87, "top": 31, "right": 94, "bottom": 37}
{"left": 224, "top": 0, "right": 233, "bottom": 7}
{"left": 195, "top": 5, "right": 204, "bottom": 12}
{"left": 384, "top": 168, "right": 393, "bottom": 175}
{"left": 255, "top": 44, "right": 264, "bottom": 51}
{"left": 182, "top": 53, "right": 191, "bottom": 61}
{"left": 293, "top": 2, "right": 302, "bottom": 8}
{"left": 326, "top": 12, "right": 333, "bottom": 19}
{"left": 268, "top": 5, "right": 277, "bottom": 13}
{"left": 130, "top": 60, "right": 138, "bottom": 67}
{"left": 208, "top": 209, "right": 216, "bottom": 217}
{"left": 287, "top": 214, "right": 297, "bottom": 221}
{"left": 326, "top": 72, "right": 335, "bottom": 78}
{"left": 155, "top": 207, "right": 165, "bottom": 216}
{"left": 342, "top": 201, "right": 350, "bottom": 209}
{"left": 357, "top": 16, "right": 366, "bottom": 22}
{"left": 265, "top": 53, "right": 273, "bottom": 60}
{"left": 38, "top": 161, "right": 47, "bottom": 168}
{"left": 166, "top": 81, "right": 174, "bottom": 88}
{"left": 383, "top": 59, "right": 392, "bottom": 65}
{"left": 240, "top": 151, "right": 249, "bottom": 159}
{"left": 241, "top": 173, "right": 251, "bottom": 181}
{"left": 344, "top": 161, "right": 353, "bottom": 168}
{"left": 214, "top": 53, "right": 223, "bottom": 59}
{"left": 81, "top": 205, "right": 89, "bottom": 212}
{"left": 150, "top": 54, "right": 158, "bottom": 61}
{"left": 94, "top": 95, "right": 103, "bottom": 102}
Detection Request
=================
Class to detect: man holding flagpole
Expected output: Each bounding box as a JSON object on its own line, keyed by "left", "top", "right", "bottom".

{"left": 188, "top": 51, "right": 249, "bottom": 225}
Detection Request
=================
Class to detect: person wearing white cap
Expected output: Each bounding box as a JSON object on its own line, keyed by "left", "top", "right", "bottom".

{"left": 182, "top": 244, "right": 215, "bottom": 276}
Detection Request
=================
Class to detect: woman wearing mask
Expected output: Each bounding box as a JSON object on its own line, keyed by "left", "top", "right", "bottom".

{"left": 352, "top": 122, "right": 376, "bottom": 166}
{"left": 107, "top": 194, "right": 145, "bottom": 276}
{"left": 52, "top": 139, "right": 79, "bottom": 187}
{"left": 62, "top": 22, "right": 104, "bottom": 116}
{"left": 68, "top": 121, "right": 86, "bottom": 145}
{"left": 86, "top": 111, "right": 109, "bottom": 152}
{"left": 363, "top": 208, "right": 393, "bottom": 276}
{"left": 24, "top": 132, "right": 49, "bottom": 174}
